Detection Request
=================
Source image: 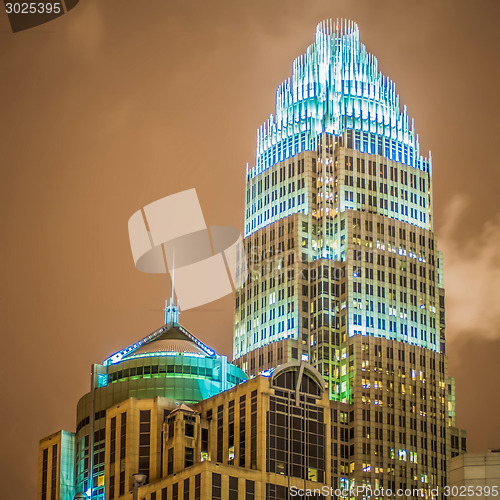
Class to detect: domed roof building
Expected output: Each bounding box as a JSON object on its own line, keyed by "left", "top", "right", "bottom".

{"left": 74, "top": 301, "right": 247, "bottom": 499}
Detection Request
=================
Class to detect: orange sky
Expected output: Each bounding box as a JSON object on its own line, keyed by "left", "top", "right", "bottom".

{"left": 1, "top": 1, "right": 499, "bottom": 497}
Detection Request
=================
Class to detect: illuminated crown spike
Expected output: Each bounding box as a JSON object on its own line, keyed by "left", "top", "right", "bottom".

{"left": 251, "top": 19, "right": 429, "bottom": 177}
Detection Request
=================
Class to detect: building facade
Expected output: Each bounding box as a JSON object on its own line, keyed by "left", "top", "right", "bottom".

{"left": 449, "top": 451, "right": 500, "bottom": 498}
{"left": 128, "top": 361, "right": 342, "bottom": 500}
{"left": 38, "top": 430, "right": 76, "bottom": 500}
{"left": 232, "top": 19, "right": 466, "bottom": 497}
{"left": 38, "top": 306, "right": 247, "bottom": 500}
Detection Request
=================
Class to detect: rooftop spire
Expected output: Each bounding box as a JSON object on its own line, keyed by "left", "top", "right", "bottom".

{"left": 164, "top": 297, "right": 179, "bottom": 325}
{"left": 165, "top": 245, "right": 179, "bottom": 324}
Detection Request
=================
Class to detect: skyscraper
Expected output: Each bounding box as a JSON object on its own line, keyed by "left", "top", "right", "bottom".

{"left": 233, "top": 19, "right": 466, "bottom": 494}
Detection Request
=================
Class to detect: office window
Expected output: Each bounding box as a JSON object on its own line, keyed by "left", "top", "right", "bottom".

{"left": 185, "top": 422, "right": 194, "bottom": 438}
{"left": 139, "top": 410, "right": 151, "bottom": 478}
{"left": 161, "top": 487, "right": 167, "bottom": 500}
{"left": 167, "top": 448, "right": 174, "bottom": 475}
{"left": 109, "top": 475, "right": 115, "bottom": 499}
{"left": 229, "top": 476, "right": 238, "bottom": 500}
{"left": 110, "top": 417, "right": 116, "bottom": 465}
{"left": 194, "top": 474, "right": 201, "bottom": 500}
{"left": 51, "top": 444, "right": 57, "bottom": 500}
{"left": 41, "top": 448, "right": 48, "bottom": 500}
{"left": 201, "top": 428, "right": 209, "bottom": 461}
{"left": 246, "top": 480, "right": 255, "bottom": 500}
{"left": 172, "top": 483, "right": 178, "bottom": 500}
{"left": 119, "top": 471, "right": 125, "bottom": 497}
{"left": 160, "top": 426, "right": 164, "bottom": 474}
{"left": 250, "top": 391, "right": 257, "bottom": 469}
{"left": 184, "top": 478, "right": 189, "bottom": 500}
{"left": 94, "top": 426, "right": 106, "bottom": 467}
{"left": 212, "top": 473, "right": 221, "bottom": 500}
{"left": 119, "top": 412, "right": 127, "bottom": 495}
{"left": 267, "top": 395, "right": 325, "bottom": 482}
{"left": 239, "top": 395, "right": 246, "bottom": 467}
{"left": 217, "top": 405, "right": 224, "bottom": 462}
{"left": 267, "top": 484, "right": 288, "bottom": 499}
{"left": 228, "top": 400, "right": 235, "bottom": 464}
{"left": 120, "top": 412, "right": 127, "bottom": 459}
{"left": 185, "top": 447, "right": 194, "bottom": 468}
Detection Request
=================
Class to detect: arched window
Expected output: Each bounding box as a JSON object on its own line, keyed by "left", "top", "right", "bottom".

{"left": 273, "top": 370, "right": 297, "bottom": 390}
{"left": 300, "top": 373, "right": 322, "bottom": 397}
{"left": 272, "top": 365, "right": 324, "bottom": 398}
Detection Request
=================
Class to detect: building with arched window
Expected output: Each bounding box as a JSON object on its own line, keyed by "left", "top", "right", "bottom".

{"left": 37, "top": 305, "right": 247, "bottom": 500}
{"left": 134, "top": 360, "right": 338, "bottom": 500}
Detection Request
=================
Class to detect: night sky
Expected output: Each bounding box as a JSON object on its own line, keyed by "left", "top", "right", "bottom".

{"left": 1, "top": 1, "right": 499, "bottom": 498}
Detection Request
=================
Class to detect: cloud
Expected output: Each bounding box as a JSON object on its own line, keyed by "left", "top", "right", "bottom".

{"left": 438, "top": 195, "right": 500, "bottom": 340}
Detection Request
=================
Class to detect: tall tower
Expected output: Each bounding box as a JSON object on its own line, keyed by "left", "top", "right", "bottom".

{"left": 233, "top": 20, "right": 466, "bottom": 494}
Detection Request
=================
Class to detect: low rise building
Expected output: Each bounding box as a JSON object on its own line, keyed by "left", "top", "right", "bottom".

{"left": 449, "top": 451, "right": 500, "bottom": 497}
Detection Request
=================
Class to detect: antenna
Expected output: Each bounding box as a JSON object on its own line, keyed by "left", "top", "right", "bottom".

{"left": 164, "top": 246, "right": 179, "bottom": 325}
{"left": 171, "top": 247, "right": 175, "bottom": 303}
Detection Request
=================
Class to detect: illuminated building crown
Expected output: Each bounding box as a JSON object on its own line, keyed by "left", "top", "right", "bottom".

{"left": 252, "top": 19, "right": 429, "bottom": 177}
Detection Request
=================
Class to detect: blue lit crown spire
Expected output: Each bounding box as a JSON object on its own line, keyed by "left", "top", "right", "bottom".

{"left": 164, "top": 298, "right": 179, "bottom": 325}
{"left": 253, "top": 19, "right": 428, "bottom": 176}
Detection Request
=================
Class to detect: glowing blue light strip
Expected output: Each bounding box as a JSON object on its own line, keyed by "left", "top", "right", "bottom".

{"left": 124, "top": 352, "right": 206, "bottom": 361}
{"left": 103, "top": 323, "right": 217, "bottom": 366}
{"left": 176, "top": 323, "right": 217, "bottom": 357}
{"left": 103, "top": 325, "right": 168, "bottom": 366}
{"left": 261, "top": 368, "right": 275, "bottom": 378}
